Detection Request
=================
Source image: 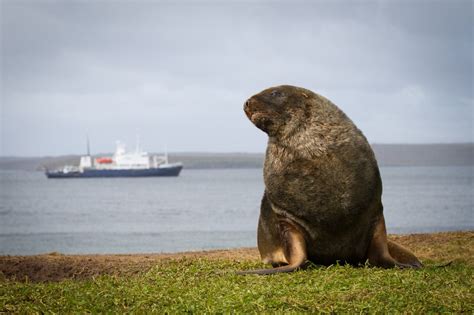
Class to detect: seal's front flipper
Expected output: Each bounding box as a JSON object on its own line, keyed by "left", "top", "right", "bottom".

{"left": 388, "top": 240, "right": 423, "bottom": 268}
{"left": 237, "top": 221, "right": 307, "bottom": 275}
{"left": 367, "top": 214, "right": 422, "bottom": 269}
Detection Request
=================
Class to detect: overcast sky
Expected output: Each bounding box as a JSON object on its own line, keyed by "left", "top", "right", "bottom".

{"left": 1, "top": 0, "right": 472, "bottom": 156}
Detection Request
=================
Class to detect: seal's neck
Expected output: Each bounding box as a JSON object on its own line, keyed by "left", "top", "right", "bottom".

{"left": 268, "top": 121, "right": 356, "bottom": 160}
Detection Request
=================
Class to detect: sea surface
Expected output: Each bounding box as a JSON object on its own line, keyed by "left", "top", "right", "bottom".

{"left": 0, "top": 167, "right": 472, "bottom": 255}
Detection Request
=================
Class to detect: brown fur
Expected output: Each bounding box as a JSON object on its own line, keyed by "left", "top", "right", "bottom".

{"left": 240, "top": 85, "right": 422, "bottom": 275}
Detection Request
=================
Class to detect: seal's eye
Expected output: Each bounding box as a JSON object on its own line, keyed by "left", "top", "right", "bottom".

{"left": 270, "top": 90, "right": 284, "bottom": 98}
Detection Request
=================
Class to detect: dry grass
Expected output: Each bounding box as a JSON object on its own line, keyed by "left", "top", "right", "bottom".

{"left": 1, "top": 231, "right": 471, "bottom": 283}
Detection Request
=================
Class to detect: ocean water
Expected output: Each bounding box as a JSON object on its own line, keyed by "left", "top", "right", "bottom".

{"left": 0, "top": 167, "right": 472, "bottom": 255}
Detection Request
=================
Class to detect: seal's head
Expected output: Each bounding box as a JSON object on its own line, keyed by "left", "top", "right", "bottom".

{"left": 244, "top": 85, "right": 313, "bottom": 138}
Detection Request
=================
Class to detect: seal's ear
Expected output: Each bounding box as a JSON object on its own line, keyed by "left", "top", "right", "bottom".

{"left": 301, "top": 93, "right": 309, "bottom": 98}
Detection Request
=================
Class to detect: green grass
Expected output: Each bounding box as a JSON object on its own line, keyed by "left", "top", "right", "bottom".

{"left": 1, "top": 258, "right": 472, "bottom": 313}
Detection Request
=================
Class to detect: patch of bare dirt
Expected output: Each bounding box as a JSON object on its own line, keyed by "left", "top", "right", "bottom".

{"left": 0, "top": 248, "right": 259, "bottom": 283}
{"left": 389, "top": 231, "right": 473, "bottom": 265}
{"left": 0, "top": 231, "right": 471, "bottom": 282}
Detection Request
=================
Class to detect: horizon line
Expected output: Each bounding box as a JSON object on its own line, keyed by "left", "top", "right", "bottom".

{"left": 1, "top": 142, "right": 473, "bottom": 159}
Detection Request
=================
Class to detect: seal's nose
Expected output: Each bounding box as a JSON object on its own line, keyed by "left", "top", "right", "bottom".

{"left": 244, "top": 99, "right": 250, "bottom": 109}
{"left": 244, "top": 99, "right": 251, "bottom": 115}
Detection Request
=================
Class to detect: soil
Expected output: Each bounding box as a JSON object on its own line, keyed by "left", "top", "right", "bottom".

{"left": 0, "top": 231, "right": 472, "bottom": 282}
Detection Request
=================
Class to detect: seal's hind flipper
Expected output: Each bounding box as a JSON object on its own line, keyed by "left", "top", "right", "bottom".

{"left": 236, "top": 263, "right": 303, "bottom": 275}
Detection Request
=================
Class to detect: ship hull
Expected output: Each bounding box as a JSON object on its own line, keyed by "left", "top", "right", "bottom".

{"left": 46, "top": 165, "right": 183, "bottom": 178}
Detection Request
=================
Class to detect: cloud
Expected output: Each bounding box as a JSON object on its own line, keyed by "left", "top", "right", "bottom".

{"left": 1, "top": 0, "right": 472, "bottom": 155}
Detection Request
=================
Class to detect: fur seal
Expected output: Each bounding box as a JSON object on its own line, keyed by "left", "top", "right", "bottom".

{"left": 241, "top": 85, "right": 422, "bottom": 275}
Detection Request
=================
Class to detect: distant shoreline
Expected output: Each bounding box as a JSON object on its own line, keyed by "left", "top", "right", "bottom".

{"left": 0, "top": 143, "right": 472, "bottom": 171}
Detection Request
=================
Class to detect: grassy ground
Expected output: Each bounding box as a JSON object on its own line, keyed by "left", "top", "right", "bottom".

{"left": 1, "top": 232, "right": 473, "bottom": 313}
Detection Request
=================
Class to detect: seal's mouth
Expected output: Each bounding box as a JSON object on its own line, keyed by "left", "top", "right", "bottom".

{"left": 250, "top": 112, "right": 266, "bottom": 122}
{"left": 250, "top": 112, "right": 273, "bottom": 132}
{"left": 244, "top": 98, "right": 274, "bottom": 133}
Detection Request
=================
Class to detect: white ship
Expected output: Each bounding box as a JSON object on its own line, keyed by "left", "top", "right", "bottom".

{"left": 46, "top": 138, "right": 183, "bottom": 178}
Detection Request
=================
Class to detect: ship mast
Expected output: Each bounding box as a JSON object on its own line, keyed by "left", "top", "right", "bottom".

{"left": 80, "top": 133, "right": 93, "bottom": 169}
